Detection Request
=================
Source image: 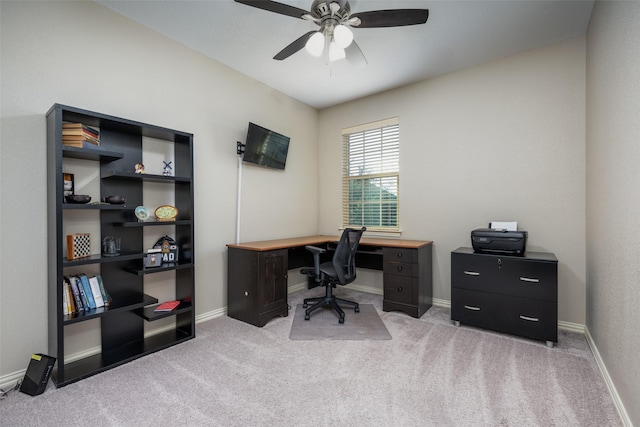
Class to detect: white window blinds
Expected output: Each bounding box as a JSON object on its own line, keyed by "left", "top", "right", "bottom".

{"left": 342, "top": 117, "right": 399, "bottom": 231}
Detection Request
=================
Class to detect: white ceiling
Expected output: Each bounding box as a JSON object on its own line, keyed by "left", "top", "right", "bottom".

{"left": 96, "top": 0, "right": 594, "bottom": 109}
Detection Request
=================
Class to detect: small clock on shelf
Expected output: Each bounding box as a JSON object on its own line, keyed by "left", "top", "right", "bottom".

{"left": 154, "top": 205, "right": 178, "bottom": 222}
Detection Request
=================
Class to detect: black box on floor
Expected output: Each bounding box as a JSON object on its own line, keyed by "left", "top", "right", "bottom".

{"left": 19, "top": 353, "right": 56, "bottom": 396}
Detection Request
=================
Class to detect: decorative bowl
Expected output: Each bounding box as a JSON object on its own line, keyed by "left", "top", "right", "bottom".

{"left": 65, "top": 194, "right": 91, "bottom": 204}
{"left": 154, "top": 205, "right": 178, "bottom": 222}
{"left": 104, "top": 195, "right": 126, "bottom": 204}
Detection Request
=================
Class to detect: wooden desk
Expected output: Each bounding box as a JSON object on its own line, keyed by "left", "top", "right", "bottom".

{"left": 227, "top": 235, "right": 433, "bottom": 327}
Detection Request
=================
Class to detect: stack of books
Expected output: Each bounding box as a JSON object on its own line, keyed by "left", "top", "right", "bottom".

{"left": 62, "top": 274, "right": 112, "bottom": 316}
{"left": 62, "top": 122, "right": 101, "bottom": 149}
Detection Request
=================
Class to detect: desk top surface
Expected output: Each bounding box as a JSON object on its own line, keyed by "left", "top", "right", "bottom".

{"left": 227, "top": 235, "right": 433, "bottom": 252}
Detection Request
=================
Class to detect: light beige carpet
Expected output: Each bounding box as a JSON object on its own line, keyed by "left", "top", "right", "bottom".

{"left": 0, "top": 289, "right": 622, "bottom": 426}
{"left": 289, "top": 303, "right": 392, "bottom": 340}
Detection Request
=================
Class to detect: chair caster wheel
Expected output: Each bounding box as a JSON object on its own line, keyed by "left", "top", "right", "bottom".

{"left": 304, "top": 314, "right": 310, "bottom": 321}
{"left": 339, "top": 317, "right": 345, "bottom": 324}
{"left": 354, "top": 306, "right": 360, "bottom": 313}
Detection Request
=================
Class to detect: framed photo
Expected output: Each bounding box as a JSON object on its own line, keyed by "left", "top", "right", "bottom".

{"left": 63, "top": 173, "right": 74, "bottom": 199}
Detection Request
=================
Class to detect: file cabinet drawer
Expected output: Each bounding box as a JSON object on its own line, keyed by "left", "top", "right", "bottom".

{"left": 451, "top": 251, "right": 557, "bottom": 302}
{"left": 451, "top": 288, "right": 557, "bottom": 343}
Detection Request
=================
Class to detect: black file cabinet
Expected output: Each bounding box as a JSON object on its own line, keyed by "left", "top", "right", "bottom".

{"left": 451, "top": 247, "right": 558, "bottom": 347}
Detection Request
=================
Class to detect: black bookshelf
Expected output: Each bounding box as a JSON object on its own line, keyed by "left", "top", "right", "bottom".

{"left": 47, "top": 104, "right": 195, "bottom": 387}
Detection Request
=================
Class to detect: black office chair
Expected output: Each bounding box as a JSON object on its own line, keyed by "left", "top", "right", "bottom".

{"left": 300, "top": 227, "right": 366, "bottom": 324}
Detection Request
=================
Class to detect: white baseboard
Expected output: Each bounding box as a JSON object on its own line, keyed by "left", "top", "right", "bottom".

{"left": 585, "top": 327, "right": 633, "bottom": 427}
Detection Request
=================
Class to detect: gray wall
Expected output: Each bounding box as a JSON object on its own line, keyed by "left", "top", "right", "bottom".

{"left": 0, "top": 0, "right": 318, "bottom": 383}
{"left": 586, "top": 1, "right": 640, "bottom": 425}
{"left": 318, "top": 36, "right": 587, "bottom": 326}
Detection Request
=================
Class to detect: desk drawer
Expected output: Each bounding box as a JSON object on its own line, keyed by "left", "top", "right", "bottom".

{"left": 383, "top": 247, "right": 418, "bottom": 263}
{"left": 383, "top": 275, "right": 417, "bottom": 305}
{"left": 383, "top": 261, "right": 418, "bottom": 277}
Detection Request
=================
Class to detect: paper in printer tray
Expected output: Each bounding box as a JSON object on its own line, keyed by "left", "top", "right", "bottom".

{"left": 471, "top": 228, "right": 528, "bottom": 255}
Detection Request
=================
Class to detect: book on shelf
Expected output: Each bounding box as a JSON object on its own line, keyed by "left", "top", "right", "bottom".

{"left": 154, "top": 300, "right": 181, "bottom": 312}
{"left": 88, "top": 276, "right": 105, "bottom": 308}
{"left": 71, "top": 275, "right": 90, "bottom": 311}
{"left": 62, "top": 279, "right": 70, "bottom": 315}
{"left": 67, "top": 276, "right": 85, "bottom": 312}
{"left": 62, "top": 122, "right": 99, "bottom": 137}
{"left": 94, "top": 274, "right": 111, "bottom": 306}
{"left": 62, "top": 140, "right": 104, "bottom": 150}
{"left": 78, "top": 274, "right": 96, "bottom": 309}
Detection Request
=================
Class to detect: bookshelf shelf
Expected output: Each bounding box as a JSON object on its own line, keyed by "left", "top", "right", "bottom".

{"left": 138, "top": 301, "right": 193, "bottom": 321}
{"left": 63, "top": 203, "right": 130, "bottom": 210}
{"left": 62, "top": 251, "right": 143, "bottom": 267}
{"left": 63, "top": 294, "right": 158, "bottom": 325}
{"left": 125, "top": 262, "right": 193, "bottom": 276}
{"left": 58, "top": 328, "right": 192, "bottom": 384}
{"left": 116, "top": 220, "right": 192, "bottom": 227}
{"left": 47, "top": 104, "right": 195, "bottom": 387}
{"left": 62, "top": 146, "right": 124, "bottom": 162}
{"left": 101, "top": 170, "right": 191, "bottom": 183}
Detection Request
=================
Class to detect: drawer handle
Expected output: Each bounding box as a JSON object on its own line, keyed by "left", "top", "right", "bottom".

{"left": 464, "top": 305, "right": 480, "bottom": 311}
{"left": 397, "top": 266, "right": 403, "bottom": 272}
{"left": 464, "top": 271, "right": 480, "bottom": 276}
{"left": 520, "top": 277, "right": 540, "bottom": 283}
{"left": 397, "top": 252, "right": 403, "bottom": 259}
{"left": 397, "top": 287, "right": 403, "bottom": 292}
{"left": 519, "top": 315, "right": 539, "bottom": 322}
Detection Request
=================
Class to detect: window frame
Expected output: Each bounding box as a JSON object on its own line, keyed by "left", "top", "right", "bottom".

{"left": 341, "top": 117, "right": 400, "bottom": 233}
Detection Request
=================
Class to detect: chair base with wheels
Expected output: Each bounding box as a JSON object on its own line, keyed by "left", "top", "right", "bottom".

{"left": 302, "top": 282, "right": 360, "bottom": 324}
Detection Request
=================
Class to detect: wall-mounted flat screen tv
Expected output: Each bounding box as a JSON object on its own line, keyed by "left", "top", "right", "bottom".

{"left": 243, "top": 122, "right": 290, "bottom": 170}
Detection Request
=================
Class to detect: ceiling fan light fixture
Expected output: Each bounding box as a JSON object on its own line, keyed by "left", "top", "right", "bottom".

{"left": 305, "top": 32, "right": 324, "bottom": 57}
{"left": 328, "top": 41, "right": 346, "bottom": 61}
{"left": 333, "top": 24, "right": 353, "bottom": 48}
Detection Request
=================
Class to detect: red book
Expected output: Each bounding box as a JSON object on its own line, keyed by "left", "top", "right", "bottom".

{"left": 154, "top": 300, "right": 181, "bottom": 312}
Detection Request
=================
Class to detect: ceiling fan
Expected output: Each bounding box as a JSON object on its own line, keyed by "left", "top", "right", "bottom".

{"left": 234, "top": 0, "right": 429, "bottom": 66}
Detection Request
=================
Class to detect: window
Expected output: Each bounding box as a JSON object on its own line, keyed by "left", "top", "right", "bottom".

{"left": 342, "top": 117, "right": 399, "bottom": 232}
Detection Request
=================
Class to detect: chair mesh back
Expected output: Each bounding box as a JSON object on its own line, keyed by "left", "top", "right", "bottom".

{"left": 332, "top": 227, "right": 366, "bottom": 285}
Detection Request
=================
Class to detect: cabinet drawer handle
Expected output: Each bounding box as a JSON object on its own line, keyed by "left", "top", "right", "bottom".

{"left": 464, "top": 305, "right": 480, "bottom": 311}
{"left": 464, "top": 271, "right": 480, "bottom": 276}
{"left": 397, "top": 252, "right": 403, "bottom": 259}
{"left": 397, "top": 287, "right": 403, "bottom": 292}
{"left": 520, "top": 277, "right": 540, "bottom": 283}
{"left": 397, "top": 266, "right": 403, "bottom": 272}
{"left": 519, "top": 315, "right": 539, "bottom": 322}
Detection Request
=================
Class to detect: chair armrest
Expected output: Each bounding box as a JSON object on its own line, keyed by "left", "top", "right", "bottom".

{"left": 303, "top": 245, "right": 326, "bottom": 280}
{"left": 304, "top": 245, "right": 326, "bottom": 255}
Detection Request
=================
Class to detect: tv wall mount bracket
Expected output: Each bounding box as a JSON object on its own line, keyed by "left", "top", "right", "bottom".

{"left": 237, "top": 141, "right": 245, "bottom": 156}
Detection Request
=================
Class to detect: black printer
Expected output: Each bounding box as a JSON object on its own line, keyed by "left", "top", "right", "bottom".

{"left": 471, "top": 228, "right": 528, "bottom": 255}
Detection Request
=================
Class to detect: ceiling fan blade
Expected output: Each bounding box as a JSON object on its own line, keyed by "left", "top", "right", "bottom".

{"left": 273, "top": 31, "right": 316, "bottom": 61}
{"left": 345, "top": 40, "right": 367, "bottom": 68}
{"left": 350, "top": 9, "right": 429, "bottom": 28}
{"left": 234, "top": 0, "right": 308, "bottom": 19}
